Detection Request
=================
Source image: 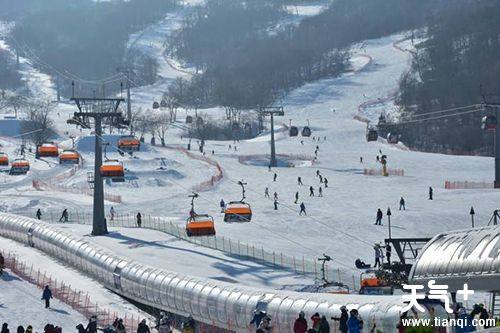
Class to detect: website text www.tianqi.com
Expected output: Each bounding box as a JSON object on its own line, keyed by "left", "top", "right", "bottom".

{"left": 402, "top": 317, "right": 496, "bottom": 329}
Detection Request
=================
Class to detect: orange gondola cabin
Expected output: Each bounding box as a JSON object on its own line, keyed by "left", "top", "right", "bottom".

{"left": 0, "top": 152, "right": 9, "bottom": 166}
{"left": 10, "top": 159, "right": 30, "bottom": 175}
{"left": 186, "top": 214, "right": 216, "bottom": 236}
{"left": 36, "top": 143, "right": 59, "bottom": 158}
{"left": 118, "top": 135, "right": 140, "bottom": 152}
{"left": 59, "top": 150, "right": 80, "bottom": 164}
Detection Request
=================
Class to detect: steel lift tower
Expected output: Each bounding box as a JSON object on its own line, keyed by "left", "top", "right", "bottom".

{"left": 69, "top": 88, "right": 125, "bottom": 235}
{"left": 259, "top": 106, "right": 284, "bottom": 167}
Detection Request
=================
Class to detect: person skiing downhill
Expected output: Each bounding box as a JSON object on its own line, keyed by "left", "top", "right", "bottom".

{"left": 42, "top": 285, "right": 53, "bottom": 308}
{"left": 375, "top": 208, "right": 383, "bottom": 225}
{"left": 429, "top": 187, "right": 433, "bottom": 200}
{"left": 309, "top": 186, "right": 315, "bottom": 197}
{"left": 59, "top": 209, "right": 68, "bottom": 222}
{"left": 36, "top": 209, "right": 42, "bottom": 220}
{"left": 295, "top": 191, "right": 299, "bottom": 204}
{"left": 324, "top": 178, "right": 328, "bottom": 188}
{"left": 299, "top": 202, "right": 307, "bottom": 215}
{"left": 297, "top": 177, "right": 303, "bottom": 185}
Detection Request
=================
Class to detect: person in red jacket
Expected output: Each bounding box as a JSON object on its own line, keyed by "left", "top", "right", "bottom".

{"left": 293, "top": 312, "right": 308, "bottom": 333}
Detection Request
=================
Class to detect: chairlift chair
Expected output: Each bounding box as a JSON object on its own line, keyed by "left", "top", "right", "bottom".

{"left": 0, "top": 152, "right": 9, "bottom": 166}
{"left": 10, "top": 159, "right": 30, "bottom": 175}
{"left": 36, "top": 143, "right": 59, "bottom": 158}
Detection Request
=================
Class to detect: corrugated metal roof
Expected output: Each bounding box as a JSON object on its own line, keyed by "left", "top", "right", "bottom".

{"left": 409, "top": 226, "right": 500, "bottom": 291}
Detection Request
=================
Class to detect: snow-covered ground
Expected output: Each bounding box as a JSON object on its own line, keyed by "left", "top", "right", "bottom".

{"left": 0, "top": 237, "right": 154, "bottom": 322}
{"left": 53, "top": 223, "right": 313, "bottom": 289}
{"left": 0, "top": 269, "right": 87, "bottom": 330}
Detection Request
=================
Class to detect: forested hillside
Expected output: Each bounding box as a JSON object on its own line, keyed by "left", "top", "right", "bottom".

{"left": 395, "top": 1, "right": 500, "bottom": 155}
{"left": 167, "top": 0, "right": 446, "bottom": 110}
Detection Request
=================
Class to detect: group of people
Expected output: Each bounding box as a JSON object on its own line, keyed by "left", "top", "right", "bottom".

{"left": 292, "top": 307, "right": 364, "bottom": 333}
{"left": 2, "top": 323, "right": 59, "bottom": 333}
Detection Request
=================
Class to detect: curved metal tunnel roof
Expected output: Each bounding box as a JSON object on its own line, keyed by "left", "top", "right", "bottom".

{"left": 409, "top": 225, "right": 500, "bottom": 292}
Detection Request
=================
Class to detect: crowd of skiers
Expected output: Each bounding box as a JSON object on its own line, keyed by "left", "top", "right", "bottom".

{"left": 249, "top": 306, "right": 365, "bottom": 333}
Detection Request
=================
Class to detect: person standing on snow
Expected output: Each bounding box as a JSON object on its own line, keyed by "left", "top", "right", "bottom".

{"left": 375, "top": 208, "right": 383, "bottom": 225}
{"left": 295, "top": 191, "right": 299, "bottom": 204}
{"left": 298, "top": 177, "right": 303, "bottom": 185}
{"left": 250, "top": 310, "right": 266, "bottom": 329}
{"left": 299, "top": 202, "right": 307, "bottom": 215}
{"left": 41, "top": 285, "right": 53, "bottom": 308}
{"left": 310, "top": 313, "right": 321, "bottom": 331}
{"left": 110, "top": 206, "right": 115, "bottom": 221}
{"left": 309, "top": 186, "right": 315, "bottom": 197}
{"left": 324, "top": 178, "right": 329, "bottom": 188}
{"left": 264, "top": 187, "right": 270, "bottom": 198}
{"left": 347, "top": 309, "right": 363, "bottom": 333}
{"left": 332, "top": 306, "right": 349, "bottom": 333}
{"left": 429, "top": 187, "right": 433, "bottom": 200}
{"left": 293, "top": 312, "right": 308, "bottom": 333}
{"left": 273, "top": 173, "right": 277, "bottom": 182}
{"left": 36, "top": 209, "right": 42, "bottom": 220}
{"left": 136, "top": 212, "right": 142, "bottom": 227}
{"left": 0, "top": 252, "right": 4, "bottom": 276}
{"left": 399, "top": 197, "right": 406, "bottom": 210}
{"left": 318, "top": 315, "right": 330, "bottom": 333}
{"left": 274, "top": 199, "right": 278, "bottom": 210}
{"left": 220, "top": 199, "right": 226, "bottom": 213}
{"left": 386, "top": 243, "right": 392, "bottom": 265}
{"left": 318, "top": 187, "right": 323, "bottom": 197}
{"left": 59, "top": 209, "right": 68, "bottom": 222}
{"left": 137, "top": 319, "right": 151, "bottom": 333}
{"left": 86, "top": 316, "right": 98, "bottom": 333}
{"left": 319, "top": 175, "right": 323, "bottom": 183}
{"left": 374, "top": 245, "right": 383, "bottom": 268}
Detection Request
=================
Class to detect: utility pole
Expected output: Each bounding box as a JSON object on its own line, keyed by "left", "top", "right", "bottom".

{"left": 259, "top": 106, "right": 284, "bottom": 167}
{"left": 387, "top": 207, "right": 392, "bottom": 239}
{"left": 69, "top": 89, "right": 125, "bottom": 236}
{"left": 117, "top": 68, "right": 132, "bottom": 121}
{"left": 480, "top": 93, "right": 500, "bottom": 187}
{"left": 56, "top": 75, "right": 61, "bottom": 102}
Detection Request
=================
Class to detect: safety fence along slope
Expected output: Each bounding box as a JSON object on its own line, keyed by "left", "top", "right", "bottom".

{"left": 37, "top": 210, "right": 358, "bottom": 290}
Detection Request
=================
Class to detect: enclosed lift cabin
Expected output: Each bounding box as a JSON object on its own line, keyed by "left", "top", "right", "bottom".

{"left": 36, "top": 142, "right": 59, "bottom": 158}
{"left": 59, "top": 150, "right": 81, "bottom": 164}
{"left": 118, "top": 135, "right": 140, "bottom": 152}
{"left": 186, "top": 193, "right": 216, "bottom": 237}
{"left": 289, "top": 120, "right": 299, "bottom": 137}
{"left": 224, "top": 181, "right": 252, "bottom": 222}
{"left": 482, "top": 114, "right": 497, "bottom": 131}
{"left": 302, "top": 119, "right": 312, "bottom": 137}
{"left": 0, "top": 152, "right": 9, "bottom": 166}
{"left": 9, "top": 158, "right": 30, "bottom": 175}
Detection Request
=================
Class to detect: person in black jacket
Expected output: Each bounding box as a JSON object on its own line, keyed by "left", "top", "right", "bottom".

{"left": 86, "top": 316, "right": 98, "bottom": 333}
{"left": 2, "top": 324, "right": 9, "bottom": 333}
{"left": 318, "top": 316, "right": 330, "bottom": 333}
{"left": 332, "top": 306, "right": 349, "bottom": 333}
{"left": 137, "top": 319, "right": 150, "bottom": 333}
{"left": 41, "top": 285, "right": 53, "bottom": 308}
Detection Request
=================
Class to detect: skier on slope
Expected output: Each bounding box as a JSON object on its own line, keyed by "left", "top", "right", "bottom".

{"left": 220, "top": 199, "right": 226, "bottom": 213}
{"left": 274, "top": 192, "right": 278, "bottom": 200}
{"left": 41, "top": 285, "right": 53, "bottom": 308}
{"left": 299, "top": 202, "right": 307, "bottom": 215}
{"left": 295, "top": 191, "right": 299, "bottom": 204}
{"left": 297, "top": 177, "right": 303, "bottom": 185}
{"left": 309, "top": 186, "right": 315, "bottom": 197}
{"left": 274, "top": 199, "right": 278, "bottom": 210}
{"left": 273, "top": 173, "right": 277, "bottom": 182}
{"left": 375, "top": 208, "right": 383, "bottom": 225}
{"left": 110, "top": 206, "right": 115, "bottom": 221}
{"left": 429, "top": 187, "right": 433, "bottom": 200}
{"left": 324, "top": 178, "right": 329, "bottom": 188}
{"left": 318, "top": 187, "right": 323, "bottom": 197}
{"left": 264, "top": 187, "right": 270, "bottom": 198}
{"left": 36, "top": 209, "right": 42, "bottom": 220}
{"left": 59, "top": 209, "right": 69, "bottom": 222}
